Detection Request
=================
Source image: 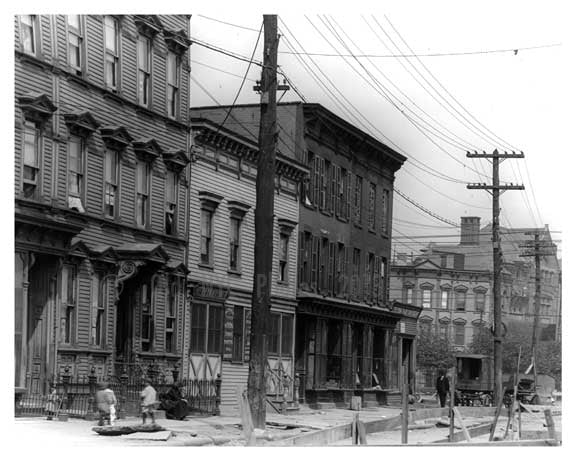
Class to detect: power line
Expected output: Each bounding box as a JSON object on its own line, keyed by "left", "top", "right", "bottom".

{"left": 196, "top": 14, "right": 262, "bottom": 33}
{"left": 394, "top": 188, "right": 458, "bottom": 226}
{"left": 190, "top": 59, "right": 259, "bottom": 82}
{"left": 278, "top": 43, "right": 561, "bottom": 58}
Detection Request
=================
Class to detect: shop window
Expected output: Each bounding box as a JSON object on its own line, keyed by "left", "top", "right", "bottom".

{"left": 326, "top": 319, "right": 342, "bottom": 386}
{"left": 268, "top": 312, "right": 293, "bottom": 357}
{"left": 190, "top": 303, "right": 223, "bottom": 354}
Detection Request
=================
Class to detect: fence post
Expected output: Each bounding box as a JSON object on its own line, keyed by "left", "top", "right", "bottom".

{"left": 86, "top": 366, "right": 97, "bottom": 421}
{"left": 119, "top": 367, "right": 128, "bottom": 420}
{"left": 214, "top": 374, "right": 222, "bottom": 416}
{"left": 61, "top": 366, "right": 71, "bottom": 419}
{"left": 294, "top": 373, "right": 300, "bottom": 407}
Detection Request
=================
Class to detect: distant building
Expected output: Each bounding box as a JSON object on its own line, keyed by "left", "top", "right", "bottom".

{"left": 390, "top": 217, "right": 561, "bottom": 383}
{"left": 14, "top": 15, "right": 192, "bottom": 396}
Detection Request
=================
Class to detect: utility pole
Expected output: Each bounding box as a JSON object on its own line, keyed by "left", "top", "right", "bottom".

{"left": 467, "top": 149, "right": 524, "bottom": 405}
{"left": 520, "top": 231, "right": 556, "bottom": 388}
{"left": 248, "top": 15, "right": 288, "bottom": 429}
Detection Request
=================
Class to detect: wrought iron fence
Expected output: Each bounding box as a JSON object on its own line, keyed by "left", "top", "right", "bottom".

{"left": 15, "top": 365, "right": 222, "bottom": 418}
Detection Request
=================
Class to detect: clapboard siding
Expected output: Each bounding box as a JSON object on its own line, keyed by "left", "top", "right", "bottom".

{"left": 219, "top": 362, "right": 249, "bottom": 416}
{"left": 188, "top": 157, "right": 300, "bottom": 297}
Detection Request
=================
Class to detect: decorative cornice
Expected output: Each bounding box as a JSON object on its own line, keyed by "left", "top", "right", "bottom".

{"left": 100, "top": 125, "right": 132, "bottom": 151}
{"left": 164, "top": 28, "right": 192, "bottom": 54}
{"left": 18, "top": 92, "right": 57, "bottom": 123}
{"left": 198, "top": 190, "right": 224, "bottom": 211}
{"left": 134, "top": 15, "right": 163, "bottom": 38}
{"left": 133, "top": 137, "right": 163, "bottom": 163}
{"left": 228, "top": 200, "right": 251, "bottom": 219}
{"left": 63, "top": 110, "right": 100, "bottom": 136}
{"left": 162, "top": 149, "right": 189, "bottom": 171}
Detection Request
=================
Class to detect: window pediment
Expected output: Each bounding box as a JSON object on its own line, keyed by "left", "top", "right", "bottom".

{"left": 438, "top": 316, "right": 451, "bottom": 325}
{"left": 134, "top": 15, "right": 163, "bottom": 37}
{"left": 403, "top": 281, "right": 415, "bottom": 288}
{"left": 440, "top": 283, "right": 452, "bottom": 290}
{"left": 163, "top": 149, "right": 189, "bottom": 171}
{"left": 278, "top": 218, "right": 298, "bottom": 235}
{"left": 100, "top": 125, "right": 132, "bottom": 151}
{"left": 199, "top": 190, "right": 223, "bottom": 211}
{"left": 454, "top": 284, "right": 468, "bottom": 292}
{"left": 419, "top": 315, "right": 433, "bottom": 323}
{"left": 419, "top": 282, "right": 434, "bottom": 290}
{"left": 471, "top": 319, "right": 486, "bottom": 327}
{"left": 453, "top": 318, "right": 467, "bottom": 325}
{"left": 133, "top": 137, "right": 163, "bottom": 162}
{"left": 64, "top": 110, "right": 100, "bottom": 137}
{"left": 473, "top": 285, "right": 488, "bottom": 294}
{"left": 228, "top": 200, "right": 251, "bottom": 219}
{"left": 164, "top": 29, "right": 191, "bottom": 54}
{"left": 18, "top": 92, "right": 57, "bottom": 123}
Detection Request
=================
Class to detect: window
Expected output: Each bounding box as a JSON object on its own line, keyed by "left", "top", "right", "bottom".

{"left": 365, "top": 253, "right": 375, "bottom": 303}
{"left": 405, "top": 287, "right": 413, "bottom": 304}
{"left": 352, "top": 248, "right": 361, "bottom": 299}
{"left": 20, "top": 15, "right": 37, "bottom": 55}
{"left": 67, "top": 15, "right": 83, "bottom": 74}
{"left": 475, "top": 291, "right": 486, "bottom": 312}
{"left": 368, "top": 182, "right": 376, "bottom": 231}
{"left": 440, "top": 255, "right": 447, "bottom": 268}
{"left": 136, "top": 161, "right": 150, "bottom": 227}
{"left": 232, "top": 306, "right": 244, "bottom": 362}
{"left": 335, "top": 243, "right": 345, "bottom": 295}
{"left": 378, "top": 257, "right": 387, "bottom": 305}
{"left": 166, "top": 51, "right": 179, "bottom": 118}
{"left": 68, "top": 135, "right": 84, "bottom": 200}
{"left": 454, "top": 324, "right": 465, "bottom": 346}
{"left": 165, "top": 171, "right": 178, "bottom": 235}
{"left": 22, "top": 122, "right": 40, "bottom": 199}
{"left": 104, "top": 149, "right": 119, "bottom": 218}
{"left": 441, "top": 289, "right": 449, "bottom": 309}
{"left": 319, "top": 238, "right": 329, "bottom": 291}
{"left": 229, "top": 217, "right": 241, "bottom": 271}
{"left": 299, "top": 231, "right": 312, "bottom": 289}
{"left": 320, "top": 159, "right": 331, "bottom": 211}
{"left": 207, "top": 305, "right": 223, "bottom": 353}
{"left": 165, "top": 279, "right": 179, "bottom": 353}
{"left": 439, "top": 323, "right": 449, "bottom": 339}
{"left": 302, "top": 151, "right": 315, "bottom": 206}
{"left": 455, "top": 290, "right": 466, "bottom": 311}
{"left": 354, "top": 175, "right": 362, "bottom": 225}
{"left": 268, "top": 312, "right": 293, "bottom": 357}
{"left": 381, "top": 189, "right": 390, "bottom": 235}
{"left": 61, "top": 265, "right": 77, "bottom": 344}
{"left": 279, "top": 234, "right": 289, "bottom": 282}
{"left": 91, "top": 272, "right": 107, "bottom": 347}
{"left": 137, "top": 36, "right": 151, "bottom": 106}
{"left": 200, "top": 209, "right": 214, "bottom": 265}
{"left": 141, "top": 282, "right": 153, "bottom": 351}
{"left": 422, "top": 288, "right": 432, "bottom": 309}
{"left": 104, "top": 16, "right": 119, "bottom": 89}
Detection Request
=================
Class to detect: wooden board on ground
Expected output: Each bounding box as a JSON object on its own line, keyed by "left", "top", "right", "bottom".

{"left": 236, "top": 387, "right": 256, "bottom": 446}
{"left": 92, "top": 423, "right": 165, "bottom": 436}
{"left": 452, "top": 407, "right": 471, "bottom": 442}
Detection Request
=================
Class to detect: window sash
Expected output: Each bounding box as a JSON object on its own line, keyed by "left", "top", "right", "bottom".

{"left": 207, "top": 305, "right": 223, "bottom": 354}
{"left": 229, "top": 218, "right": 241, "bottom": 270}
{"left": 268, "top": 313, "right": 280, "bottom": 354}
{"left": 91, "top": 273, "right": 107, "bottom": 347}
{"left": 422, "top": 289, "right": 432, "bottom": 309}
{"left": 368, "top": 183, "right": 376, "bottom": 230}
{"left": 137, "top": 37, "right": 151, "bottom": 105}
{"left": 200, "top": 210, "right": 213, "bottom": 264}
{"left": 441, "top": 290, "right": 449, "bottom": 309}
{"left": 67, "top": 16, "right": 83, "bottom": 70}
{"left": 281, "top": 313, "right": 293, "bottom": 356}
{"left": 136, "top": 162, "right": 149, "bottom": 227}
{"left": 406, "top": 287, "right": 413, "bottom": 304}
{"left": 104, "top": 16, "right": 118, "bottom": 54}
{"left": 68, "top": 136, "right": 84, "bottom": 197}
{"left": 381, "top": 190, "right": 389, "bottom": 234}
{"left": 61, "top": 265, "right": 77, "bottom": 344}
{"left": 455, "top": 291, "right": 466, "bottom": 310}
{"left": 21, "top": 15, "right": 36, "bottom": 54}
{"left": 475, "top": 292, "right": 485, "bottom": 311}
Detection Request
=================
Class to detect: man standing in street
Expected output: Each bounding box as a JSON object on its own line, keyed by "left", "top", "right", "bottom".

{"left": 436, "top": 369, "right": 450, "bottom": 408}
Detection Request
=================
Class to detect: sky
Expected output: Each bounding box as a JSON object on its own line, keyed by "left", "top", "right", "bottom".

{"left": 184, "top": 0, "right": 573, "bottom": 258}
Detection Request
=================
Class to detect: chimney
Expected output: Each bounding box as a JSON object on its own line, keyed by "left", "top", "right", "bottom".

{"left": 460, "top": 217, "right": 480, "bottom": 245}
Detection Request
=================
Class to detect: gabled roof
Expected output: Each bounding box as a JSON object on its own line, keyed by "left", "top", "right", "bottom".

{"left": 413, "top": 258, "right": 441, "bottom": 270}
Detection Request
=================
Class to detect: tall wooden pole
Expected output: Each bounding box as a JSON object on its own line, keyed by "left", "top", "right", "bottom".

{"left": 467, "top": 150, "right": 524, "bottom": 405}
{"left": 247, "top": 15, "right": 279, "bottom": 429}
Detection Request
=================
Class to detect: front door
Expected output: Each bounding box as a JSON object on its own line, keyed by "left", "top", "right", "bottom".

{"left": 27, "top": 256, "right": 57, "bottom": 394}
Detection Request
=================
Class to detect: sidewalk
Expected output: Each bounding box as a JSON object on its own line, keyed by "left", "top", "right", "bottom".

{"left": 12, "top": 406, "right": 403, "bottom": 447}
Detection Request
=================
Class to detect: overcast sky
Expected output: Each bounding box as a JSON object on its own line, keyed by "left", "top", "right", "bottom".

{"left": 186, "top": 0, "right": 573, "bottom": 257}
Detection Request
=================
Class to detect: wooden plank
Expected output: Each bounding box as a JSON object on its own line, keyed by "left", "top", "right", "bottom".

{"left": 544, "top": 409, "right": 557, "bottom": 442}
{"left": 351, "top": 413, "right": 358, "bottom": 445}
{"left": 434, "top": 422, "right": 493, "bottom": 443}
{"left": 357, "top": 419, "right": 367, "bottom": 445}
{"left": 452, "top": 407, "right": 471, "bottom": 442}
{"left": 236, "top": 386, "right": 256, "bottom": 446}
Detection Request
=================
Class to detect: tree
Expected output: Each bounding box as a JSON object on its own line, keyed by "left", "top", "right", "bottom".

{"left": 416, "top": 328, "right": 456, "bottom": 370}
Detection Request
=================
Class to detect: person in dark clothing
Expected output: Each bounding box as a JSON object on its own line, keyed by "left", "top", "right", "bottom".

{"left": 159, "top": 384, "right": 188, "bottom": 420}
{"left": 436, "top": 369, "right": 450, "bottom": 408}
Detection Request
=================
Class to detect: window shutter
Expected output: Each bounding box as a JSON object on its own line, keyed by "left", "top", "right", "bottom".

{"left": 313, "top": 156, "right": 320, "bottom": 208}
{"left": 311, "top": 235, "right": 319, "bottom": 291}
{"left": 335, "top": 167, "right": 341, "bottom": 218}
{"left": 363, "top": 253, "right": 370, "bottom": 302}
{"left": 346, "top": 171, "right": 352, "bottom": 221}
{"left": 372, "top": 256, "right": 379, "bottom": 303}
{"left": 330, "top": 163, "right": 336, "bottom": 215}
{"left": 328, "top": 242, "right": 335, "bottom": 296}
{"left": 298, "top": 231, "right": 304, "bottom": 288}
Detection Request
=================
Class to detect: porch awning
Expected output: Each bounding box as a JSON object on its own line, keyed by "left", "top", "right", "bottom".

{"left": 297, "top": 294, "right": 402, "bottom": 328}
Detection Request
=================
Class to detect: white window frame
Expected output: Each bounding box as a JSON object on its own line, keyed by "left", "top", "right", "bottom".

{"left": 20, "top": 15, "right": 38, "bottom": 55}
{"left": 166, "top": 51, "right": 179, "bottom": 118}
{"left": 61, "top": 264, "right": 77, "bottom": 345}
{"left": 136, "top": 160, "right": 150, "bottom": 228}
{"left": 91, "top": 272, "right": 107, "bottom": 347}
{"left": 165, "top": 170, "right": 178, "bottom": 235}
{"left": 104, "top": 149, "right": 119, "bottom": 218}
{"left": 104, "top": 15, "right": 120, "bottom": 90}
{"left": 22, "top": 121, "right": 41, "bottom": 199}
{"left": 200, "top": 208, "right": 214, "bottom": 266}
{"left": 68, "top": 135, "right": 85, "bottom": 201}
{"left": 137, "top": 35, "right": 151, "bottom": 107}
{"left": 67, "top": 15, "right": 84, "bottom": 74}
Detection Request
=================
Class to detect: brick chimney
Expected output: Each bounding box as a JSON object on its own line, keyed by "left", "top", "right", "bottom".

{"left": 460, "top": 217, "right": 480, "bottom": 245}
